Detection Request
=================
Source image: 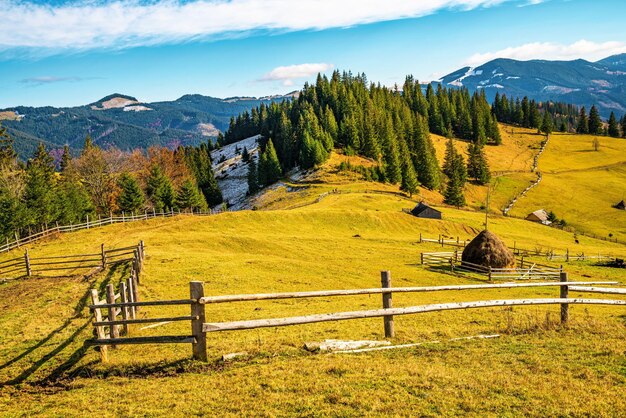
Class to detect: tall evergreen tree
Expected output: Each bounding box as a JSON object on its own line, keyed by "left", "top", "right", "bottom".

{"left": 588, "top": 105, "right": 602, "bottom": 135}
{"left": 24, "top": 143, "right": 58, "bottom": 226}
{"left": 0, "top": 122, "right": 17, "bottom": 168}
{"left": 146, "top": 164, "right": 176, "bottom": 212}
{"left": 608, "top": 112, "right": 620, "bottom": 138}
{"left": 175, "top": 179, "right": 206, "bottom": 211}
{"left": 467, "top": 142, "right": 491, "bottom": 185}
{"left": 247, "top": 158, "right": 260, "bottom": 195}
{"left": 621, "top": 115, "right": 626, "bottom": 138}
{"left": 442, "top": 139, "right": 466, "bottom": 207}
{"left": 540, "top": 111, "right": 553, "bottom": 136}
{"left": 259, "top": 139, "right": 282, "bottom": 186}
{"left": 577, "top": 107, "right": 589, "bottom": 134}
{"left": 399, "top": 150, "right": 419, "bottom": 197}
{"left": 60, "top": 145, "right": 71, "bottom": 172}
{"left": 117, "top": 173, "right": 145, "bottom": 213}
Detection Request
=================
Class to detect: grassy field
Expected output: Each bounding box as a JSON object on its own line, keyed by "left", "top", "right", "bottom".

{"left": 510, "top": 132, "right": 626, "bottom": 243}
{"left": 2, "top": 191, "right": 626, "bottom": 416}
{"left": 2, "top": 126, "right": 626, "bottom": 416}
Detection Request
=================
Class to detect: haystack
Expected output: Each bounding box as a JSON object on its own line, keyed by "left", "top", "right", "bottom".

{"left": 462, "top": 230, "right": 515, "bottom": 268}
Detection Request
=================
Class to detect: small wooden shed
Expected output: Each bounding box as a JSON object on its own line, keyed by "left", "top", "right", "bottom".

{"left": 410, "top": 202, "right": 442, "bottom": 220}
{"left": 614, "top": 200, "right": 626, "bottom": 210}
{"left": 525, "top": 209, "right": 551, "bottom": 225}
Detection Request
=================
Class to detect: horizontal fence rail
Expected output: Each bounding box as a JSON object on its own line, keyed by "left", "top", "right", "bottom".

{"left": 202, "top": 298, "right": 626, "bottom": 333}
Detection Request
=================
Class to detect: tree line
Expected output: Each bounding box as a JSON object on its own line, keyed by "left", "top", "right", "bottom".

{"left": 224, "top": 71, "right": 497, "bottom": 204}
{"left": 0, "top": 127, "right": 222, "bottom": 243}
{"left": 492, "top": 93, "right": 626, "bottom": 138}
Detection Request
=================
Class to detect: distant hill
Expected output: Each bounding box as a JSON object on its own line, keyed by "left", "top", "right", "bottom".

{"left": 0, "top": 93, "right": 296, "bottom": 158}
{"left": 437, "top": 54, "right": 626, "bottom": 118}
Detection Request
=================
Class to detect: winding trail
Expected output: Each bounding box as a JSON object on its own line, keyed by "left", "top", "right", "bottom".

{"left": 502, "top": 136, "right": 549, "bottom": 215}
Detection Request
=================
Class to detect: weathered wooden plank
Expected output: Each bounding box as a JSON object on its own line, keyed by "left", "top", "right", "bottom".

{"left": 87, "top": 299, "right": 194, "bottom": 309}
{"left": 190, "top": 281, "right": 208, "bottom": 362}
{"left": 89, "top": 289, "right": 108, "bottom": 363}
{"left": 569, "top": 286, "right": 626, "bottom": 295}
{"left": 203, "top": 298, "right": 626, "bottom": 332}
{"left": 198, "top": 281, "right": 617, "bottom": 304}
{"left": 93, "top": 316, "right": 198, "bottom": 326}
{"left": 86, "top": 335, "right": 196, "bottom": 345}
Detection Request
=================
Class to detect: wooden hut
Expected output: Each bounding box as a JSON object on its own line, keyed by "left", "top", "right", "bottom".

{"left": 525, "top": 209, "right": 551, "bottom": 225}
{"left": 410, "top": 202, "right": 442, "bottom": 220}
{"left": 614, "top": 200, "right": 626, "bottom": 210}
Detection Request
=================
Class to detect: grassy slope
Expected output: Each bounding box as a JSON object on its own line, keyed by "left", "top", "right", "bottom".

{"left": 2, "top": 127, "right": 626, "bottom": 416}
{"left": 510, "top": 132, "right": 626, "bottom": 243}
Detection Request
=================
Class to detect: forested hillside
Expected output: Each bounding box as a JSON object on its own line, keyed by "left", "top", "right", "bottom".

{"left": 0, "top": 124, "right": 222, "bottom": 243}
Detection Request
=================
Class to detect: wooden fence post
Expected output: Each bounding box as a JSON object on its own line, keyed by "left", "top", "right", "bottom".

{"left": 86, "top": 214, "right": 90, "bottom": 229}
{"left": 381, "top": 271, "right": 395, "bottom": 338}
{"left": 190, "top": 281, "right": 208, "bottom": 361}
{"left": 106, "top": 284, "right": 119, "bottom": 346}
{"left": 560, "top": 272, "right": 569, "bottom": 324}
{"left": 130, "top": 274, "right": 139, "bottom": 313}
{"left": 566, "top": 248, "right": 569, "bottom": 262}
{"left": 120, "top": 281, "right": 130, "bottom": 335}
{"left": 419, "top": 232, "right": 422, "bottom": 243}
{"left": 24, "top": 249, "right": 31, "bottom": 277}
{"left": 488, "top": 266, "right": 492, "bottom": 282}
{"left": 90, "top": 289, "right": 108, "bottom": 363}
{"left": 139, "top": 240, "right": 145, "bottom": 260}
{"left": 15, "top": 231, "right": 20, "bottom": 248}
{"left": 126, "top": 277, "right": 136, "bottom": 319}
{"left": 101, "top": 243, "right": 106, "bottom": 268}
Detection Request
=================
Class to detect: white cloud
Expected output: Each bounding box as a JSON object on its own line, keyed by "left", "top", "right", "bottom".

{"left": 0, "top": 0, "right": 513, "bottom": 52}
{"left": 259, "top": 63, "right": 334, "bottom": 86}
{"left": 465, "top": 40, "right": 626, "bottom": 66}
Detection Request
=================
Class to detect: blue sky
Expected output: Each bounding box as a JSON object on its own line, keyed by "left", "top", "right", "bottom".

{"left": 1, "top": 0, "right": 625, "bottom": 108}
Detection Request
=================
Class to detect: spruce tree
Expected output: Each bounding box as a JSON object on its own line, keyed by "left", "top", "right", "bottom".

{"left": 412, "top": 116, "right": 440, "bottom": 190}
{"left": 241, "top": 146, "right": 250, "bottom": 163}
{"left": 247, "top": 158, "right": 259, "bottom": 195}
{"left": 0, "top": 122, "right": 17, "bottom": 168}
{"left": 400, "top": 151, "right": 419, "bottom": 197}
{"left": 540, "top": 111, "right": 553, "bottom": 136}
{"left": 259, "top": 139, "right": 282, "bottom": 185}
{"left": 146, "top": 164, "right": 176, "bottom": 211}
{"left": 175, "top": 179, "right": 206, "bottom": 211}
{"left": 117, "top": 173, "right": 145, "bottom": 213}
{"left": 467, "top": 142, "right": 491, "bottom": 185}
{"left": 621, "top": 115, "right": 626, "bottom": 138}
{"left": 24, "top": 143, "right": 58, "bottom": 226}
{"left": 588, "top": 105, "right": 602, "bottom": 135}
{"left": 577, "top": 107, "right": 589, "bottom": 134}
{"left": 60, "top": 145, "right": 71, "bottom": 172}
{"left": 57, "top": 163, "right": 94, "bottom": 224}
{"left": 608, "top": 112, "right": 620, "bottom": 137}
{"left": 443, "top": 139, "right": 466, "bottom": 207}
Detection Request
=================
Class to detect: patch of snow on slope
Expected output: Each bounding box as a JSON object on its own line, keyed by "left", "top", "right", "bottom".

{"left": 542, "top": 86, "right": 580, "bottom": 94}
{"left": 123, "top": 105, "right": 152, "bottom": 112}
{"left": 477, "top": 84, "right": 504, "bottom": 89}
{"left": 448, "top": 67, "right": 477, "bottom": 87}
{"left": 506, "top": 76, "right": 520, "bottom": 80}
{"left": 91, "top": 97, "right": 139, "bottom": 110}
{"left": 211, "top": 135, "right": 261, "bottom": 210}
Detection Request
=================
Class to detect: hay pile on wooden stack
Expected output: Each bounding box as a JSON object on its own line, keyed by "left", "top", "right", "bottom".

{"left": 462, "top": 230, "right": 515, "bottom": 268}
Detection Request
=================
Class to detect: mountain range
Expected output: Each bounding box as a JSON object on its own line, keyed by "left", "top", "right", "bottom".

{"left": 0, "top": 92, "right": 297, "bottom": 158}
{"left": 437, "top": 53, "right": 626, "bottom": 118}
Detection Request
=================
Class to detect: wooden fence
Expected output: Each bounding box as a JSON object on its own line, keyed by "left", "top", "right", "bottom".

{"left": 420, "top": 251, "right": 563, "bottom": 280}
{"left": 86, "top": 271, "right": 624, "bottom": 362}
{"left": 0, "top": 241, "right": 144, "bottom": 281}
{"left": 0, "top": 208, "right": 228, "bottom": 255}
{"left": 419, "top": 234, "right": 620, "bottom": 262}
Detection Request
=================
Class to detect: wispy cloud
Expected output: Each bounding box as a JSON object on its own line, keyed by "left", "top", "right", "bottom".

{"left": 20, "top": 76, "right": 101, "bottom": 86}
{"left": 259, "top": 63, "right": 334, "bottom": 86}
{"left": 464, "top": 40, "right": 626, "bottom": 66}
{"left": 0, "top": 0, "right": 516, "bottom": 53}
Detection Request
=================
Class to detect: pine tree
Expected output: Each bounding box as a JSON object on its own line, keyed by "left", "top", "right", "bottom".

{"left": 412, "top": 117, "right": 440, "bottom": 190}
{"left": 608, "top": 112, "right": 620, "bottom": 138}
{"left": 399, "top": 150, "right": 419, "bottom": 197}
{"left": 146, "top": 164, "right": 176, "bottom": 212}
{"left": 443, "top": 139, "right": 466, "bottom": 207}
{"left": 467, "top": 142, "right": 491, "bottom": 185}
{"left": 621, "top": 115, "right": 626, "bottom": 138}
{"left": 247, "top": 158, "right": 259, "bottom": 195}
{"left": 117, "top": 173, "right": 145, "bottom": 213}
{"left": 83, "top": 134, "right": 95, "bottom": 154}
{"left": 241, "top": 146, "right": 250, "bottom": 163}
{"left": 60, "top": 145, "right": 71, "bottom": 172}
{"left": 259, "top": 139, "right": 282, "bottom": 185}
{"left": 175, "top": 179, "right": 206, "bottom": 211}
{"left": 540, "top": 111, "right": 553, "bottom": 136}
{"left": 57, "top": 163, "right": 94, "bottom": 224}
{"left": 577, "top": 107, "right": 589, "bottom": 134}
{"left": 24, "top": 143, "right": 58, "bottom": 226}
{"left": 588, "top": 105, "right": 602, "bottom": 135}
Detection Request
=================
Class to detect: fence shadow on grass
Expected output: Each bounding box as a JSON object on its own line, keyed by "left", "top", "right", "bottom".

{"left": 0, "top": 263, "right": 125, "bottom": 386}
